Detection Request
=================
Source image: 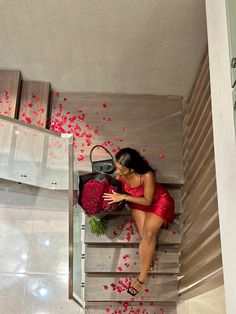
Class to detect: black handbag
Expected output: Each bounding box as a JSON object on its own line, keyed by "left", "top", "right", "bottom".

{"left": 90, "top": 145, "right": 115, "bottom": 174}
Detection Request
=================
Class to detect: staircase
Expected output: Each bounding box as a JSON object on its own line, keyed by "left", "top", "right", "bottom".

{"left": 83, "top": 185, "right": 182, "bottom": 313}
{"left": 0, "top": 69, "right": 183, "bottom": 313}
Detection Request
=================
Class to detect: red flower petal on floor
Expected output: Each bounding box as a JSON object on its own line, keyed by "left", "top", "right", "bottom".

{"left": 27, "top": 103, "right": 33, "bottom": 108}
{"left": 145, "top": 288, "right": 149, "bottom": 293}
{"left": 172, "top": 230, "right": 177, "bottom": 235}
{"left": 77, "top": 155, "right": 84, "bottom": 161}
{"left": 103, "top": 285, "right": 108, "bottom": 290}
{"left": 56, "top": 91, "right": 60, "bottom": 97}
{"left": 122, "top": 127, "right": 127, "bottom": 131}
{"left": 25, "top": 117, "right": 32, "bottom": 123}
{"left": 105, "top": 308, "right": 110, "bottom": 313}
{"left": 117, "top": 266, "right": 122, "bottom": 272}
{"left": 160, "top": 153, "right": 165, "bottom": 159}
{"left": 78, "top": 114, "right": 85, "bottom": 121}
{"left": 64, "top": 97, "right": 67, "bottom": 101}
{"left": 103, "top": 103, "right": 108, "bottom": 108}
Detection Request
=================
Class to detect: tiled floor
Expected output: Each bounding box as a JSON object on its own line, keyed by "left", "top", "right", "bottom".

{"left": 0, "top": 180, "right": 84, "bottom": 314}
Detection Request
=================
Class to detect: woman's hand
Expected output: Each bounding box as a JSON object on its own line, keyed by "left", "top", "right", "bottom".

{"left": 103, "top": 191, "right": 125, "bottom": 204}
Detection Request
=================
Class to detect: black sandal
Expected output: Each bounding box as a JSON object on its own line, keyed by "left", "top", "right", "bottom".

{"left": 127, "top": 278, "right": 145, "bottom": 296}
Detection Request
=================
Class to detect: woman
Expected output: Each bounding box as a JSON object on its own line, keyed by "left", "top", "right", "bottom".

{"left": 103, "top": 147, "right": 175, "bottom": 296}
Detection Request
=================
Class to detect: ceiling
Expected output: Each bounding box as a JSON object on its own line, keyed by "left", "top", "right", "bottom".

{"left": 0, "top": 0, "right": 208, "bottom": 98}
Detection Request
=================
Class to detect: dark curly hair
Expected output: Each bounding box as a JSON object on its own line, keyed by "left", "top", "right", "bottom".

{"left": 115, "top": 147, "right": 155, "bottom": 175}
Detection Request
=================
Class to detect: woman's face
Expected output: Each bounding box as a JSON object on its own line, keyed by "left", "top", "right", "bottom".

{"left": 115, "top": 162, "right": 132, "bottom": 176}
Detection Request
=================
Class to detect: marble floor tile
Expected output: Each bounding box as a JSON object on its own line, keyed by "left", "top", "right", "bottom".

{"left": 0, "top": 274, "right": 27, "bottom": 314}
{"left": 28, "top": 211, "right": 68, "bottom": 274}
{"left": 0, "top": 207, "right": 35, "bottom": 221}
{"left": 0, "top": 219, "right": 33, "bottom": 274}
{"left": 35, "top": 188, "right": 69, "bottom": 212}
{"left": 0, "top": 179, "right": 37, "bottom": 209}
{"left": 188, "top": 286, "right": 226, "bottom": 314}
{"left": 23, "top": 274, "right": 84, "bottom": 314}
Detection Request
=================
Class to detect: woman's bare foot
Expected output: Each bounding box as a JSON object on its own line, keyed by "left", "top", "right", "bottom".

{"left": 127, "top": 277, "right": 145, "bottom": 296}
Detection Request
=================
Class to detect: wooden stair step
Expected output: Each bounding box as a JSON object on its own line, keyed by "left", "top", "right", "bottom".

{"left": 18, "top": 80, "right": 51, "bottom": 128}
{"left": 167, "top": 186, "right": 182, "bottom": 215}
{"left": 85, "top": 301, "right": 176, "bottom": 314}
{"left": 0, "top": 69, "right": 21, "bottom": 118}
{"left": 85, "top": 245, "right": 179, "bottom": 274}
{"left": 85, "top": 274, "right": 177, "bottom": 302}
{"left": 85, "top": 216, "right": 180, "bottom": 245}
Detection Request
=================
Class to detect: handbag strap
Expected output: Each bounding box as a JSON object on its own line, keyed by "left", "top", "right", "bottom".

{"left": 90, "top": 145, "right": 115, "bottom": 163}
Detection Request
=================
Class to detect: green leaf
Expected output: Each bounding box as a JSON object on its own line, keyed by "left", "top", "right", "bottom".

{"left": 89, "top": 217, "right": 107, "bottom": 236}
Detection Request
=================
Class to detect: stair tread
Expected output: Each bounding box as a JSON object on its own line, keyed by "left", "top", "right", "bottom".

{"left": 85, "top": 245, "right": 179, "bottom": 274}
{"left": 85, "top": 274, "right": 177, "bottom": 302}
{"left": 86, "top": 301, "right": 176, "bottom": 314}
{"left": 85, "top": 216, "right": 180, "bottom": 245}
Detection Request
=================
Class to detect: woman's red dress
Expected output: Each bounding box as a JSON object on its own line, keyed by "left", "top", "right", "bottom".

{"left": 119, "top": 176, "right": 175, "bottom": 228}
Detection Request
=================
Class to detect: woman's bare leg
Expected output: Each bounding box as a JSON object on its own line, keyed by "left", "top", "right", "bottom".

{"left": 130, "top": 208, "right": 145, "bottom": 239}
{"left": 129, "top": 213, "right": 163, "bottom": 294}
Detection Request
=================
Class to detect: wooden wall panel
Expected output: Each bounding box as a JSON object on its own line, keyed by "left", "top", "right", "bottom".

{"left": 0, "top": 70, "right": 21, "bottom": 118}
{"left": 49, "top": 92, "right": 183, "bottom": 184}
{"left": 18, "top": 80, "right": 50, "bottom": 128}
{"left": 179, "top": 51, "right": 223, "bottom": 295}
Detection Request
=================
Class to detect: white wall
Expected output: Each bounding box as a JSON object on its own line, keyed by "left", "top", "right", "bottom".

{"left": 205, "top": 1, "right": 236, "bottom": 313}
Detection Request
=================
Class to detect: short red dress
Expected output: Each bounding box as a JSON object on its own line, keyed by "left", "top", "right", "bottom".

{"left": 119, "top": 176, "right": 175, "bottom": 228}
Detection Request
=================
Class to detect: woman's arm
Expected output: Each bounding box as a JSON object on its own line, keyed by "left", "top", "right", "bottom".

{"left": 103, "top": 171, "right": 156, "bottom": 206}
